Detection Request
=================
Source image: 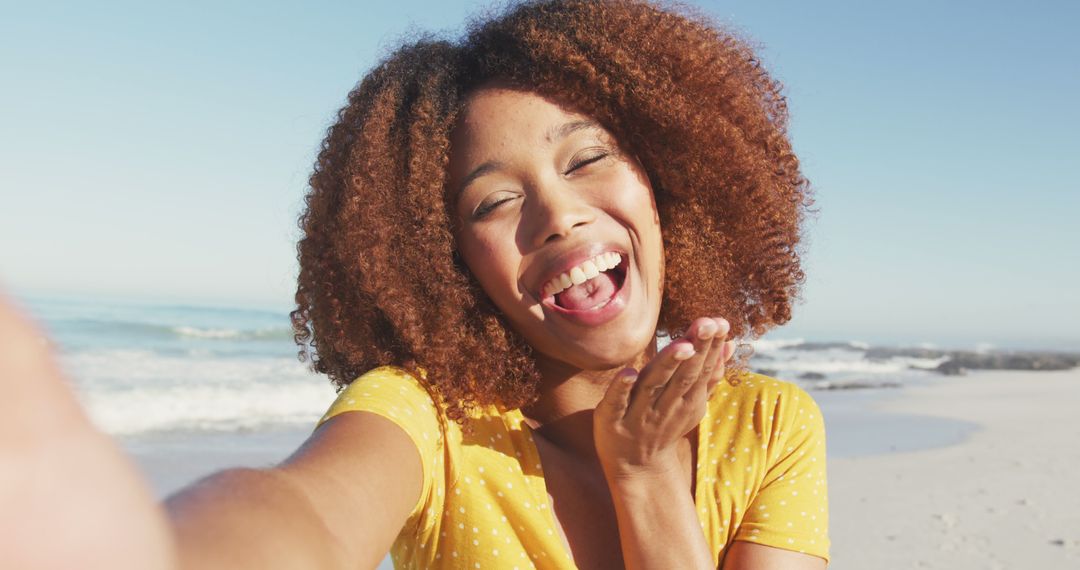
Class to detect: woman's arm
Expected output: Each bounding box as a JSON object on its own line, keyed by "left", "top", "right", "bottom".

{"left": 608, "top": 476, "right": 831, "bottom": 570}
{"left": 0, "top": 295, "right": 421, "bottom": 570}
{"left": 595, "top": 317, "right": 829, "bottom": 570}
{"left": 723, "top": 542, "right": 828, "bottom": 569}
{"left": 606, "top": 464, "right": 713, "bottom": 569}
{"left": 594, "top": 317, "right": 730, "bottom": 569}
{"left": 167, "top": 410, "right": 422, "bottom": 570}
{"left": 0, "top": 296, "right": 177, "bottom": 569}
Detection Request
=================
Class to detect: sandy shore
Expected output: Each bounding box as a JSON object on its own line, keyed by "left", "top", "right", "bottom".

{"left": 826, "top": 368, "right": 1080, "bottom": 569}
{"left": 122, "top": 368, "right": 1079, "bottom": 569}
{"left": 122, "top": 426, "right": 313, "bottom": 498}
{"left": 122, "top": 425, "right": 398, "bottom": 569}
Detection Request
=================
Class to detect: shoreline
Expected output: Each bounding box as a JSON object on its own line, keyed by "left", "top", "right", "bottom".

{"left": 122, "top": 375, "right": 967, "bottom": 499}
{"left": 121, "top": 369, "right": 1080, "bottom": 568}
{"left": 826, "top": 368, "right": 1080, "bottom": 568}
{"left": 814, "top": 375, "right": 982, "bottom": 458}
{"left": 121, "top": 425, "right": 314, "bottom": 499}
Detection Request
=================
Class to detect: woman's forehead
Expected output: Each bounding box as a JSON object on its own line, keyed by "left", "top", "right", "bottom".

{"left": 459, "top": 88, "right": 586, "bottom": 134}
{"left": 452, "top": 89, "right": 612, "bottom": 158}
{"left": 448, "top": 89, "right": 614, "bottom": 191}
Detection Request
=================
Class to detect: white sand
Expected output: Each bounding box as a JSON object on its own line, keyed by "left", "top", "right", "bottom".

{"left": 827, "top": 368, "right": 1080, "bottom": 569}
{"left": 127, "top": 369, "right": 1080, "bottom": 569}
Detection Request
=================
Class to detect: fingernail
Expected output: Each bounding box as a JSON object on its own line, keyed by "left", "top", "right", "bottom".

{"left": 717, "top": 318, "right": 730, "bottom": 335}
{"left": 674, "top": 345, "right": 696, "bottom": 360}
{"left": 699, "top": 321, "right": 717, "bottom": 339}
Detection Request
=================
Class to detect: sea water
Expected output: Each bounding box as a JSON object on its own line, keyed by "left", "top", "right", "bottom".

{"left": 27, "top": 295, "right": 952, "bottom": 439}
{"left": 15, "top": 293, "right": 981, "bottom": 570}
{"left": 20, "top": 293, "right": 973, "bottom": 497}
{"left": 25, "top": 294, "right": 334, "bottom": 436}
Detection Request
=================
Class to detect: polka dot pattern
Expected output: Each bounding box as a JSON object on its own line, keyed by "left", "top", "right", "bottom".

{"left": 316, "top": 367, "right": 830, "bottom": 567}
{"left": 721, "top": 378, "right": 830, "bottom": 565}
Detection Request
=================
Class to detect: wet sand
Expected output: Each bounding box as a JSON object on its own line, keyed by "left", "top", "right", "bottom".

{"left": 826, "top": 368, "right": 1080, "bottom": 569}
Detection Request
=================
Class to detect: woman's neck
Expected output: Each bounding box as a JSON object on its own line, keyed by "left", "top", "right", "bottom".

{"left": 520, "top": 342, "right": 655, "bottom": 465}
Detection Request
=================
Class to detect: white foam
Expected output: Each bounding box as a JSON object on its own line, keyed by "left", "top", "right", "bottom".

{"left": 171, "top": 326, "right": 245, "bottom": 339}
{"left": 749, "top": 337, "right": 806, "bottom": 353}
{"left": 170, "top": 325, "right": 289, "bottom": 340}
{"left": 59, "top": 349, "right": 336, "bottom": 435}
{"left": 80, "top": 381, "right": 333, "bottom": 435}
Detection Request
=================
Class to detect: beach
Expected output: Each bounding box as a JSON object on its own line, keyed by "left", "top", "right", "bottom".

{"left": 35, "top": 292, "right": 1076, "bottom": 569}
{"left": 825, "top": 368, "right": 1080, "bottom": 569}
{"left": 117, "top": 368, "right": 1079, "bottom": 569}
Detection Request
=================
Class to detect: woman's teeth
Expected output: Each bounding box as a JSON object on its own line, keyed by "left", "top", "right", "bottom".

{"left": 542, "top": 252, "right": 622, "bottom": 298}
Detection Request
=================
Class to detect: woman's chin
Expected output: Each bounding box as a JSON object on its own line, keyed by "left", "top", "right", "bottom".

{"left": 536, "top": 334, "right": 655, "bottom": 373}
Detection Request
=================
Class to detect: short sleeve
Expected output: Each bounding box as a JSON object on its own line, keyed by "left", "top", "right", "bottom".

{"left": 315, "top": 365, "right": 444, "bottom": 525}
{"left": 735, "top": 383, "right": 830, "bottom": 563}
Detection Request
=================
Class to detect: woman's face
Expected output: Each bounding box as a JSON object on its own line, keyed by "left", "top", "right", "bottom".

{"left": 449, "top": 86, "right": 664, "bottom": 372}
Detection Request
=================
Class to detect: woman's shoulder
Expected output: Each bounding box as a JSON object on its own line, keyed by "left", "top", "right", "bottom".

{"left": 712, "top": 371, "right": 832, "bottom": 563}
{"left": 706, "top": 370, "right": 826, "bottom": 444}
{"left": 319, "top": 365, "right": 438, "bottom": 424}
{"left": 712, "top": 369, "right": 820, "bottom": 409}
{"left": 315, "top": 365, "right": 450, "bottom": 457}
{"left": 341, "top": 364, "right": 432, "bottom": 394}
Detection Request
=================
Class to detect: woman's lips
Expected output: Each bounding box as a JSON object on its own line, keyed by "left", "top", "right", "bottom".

{"left": 540, "top": 258, "right": 631, "bottom": 327}
{"left": 533, "top": 245, "right": 627, "bottom": 300}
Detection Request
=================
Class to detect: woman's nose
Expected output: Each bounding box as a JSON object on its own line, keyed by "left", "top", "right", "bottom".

{"left": 523, "top": 177, "right": 596, "bottom": 247}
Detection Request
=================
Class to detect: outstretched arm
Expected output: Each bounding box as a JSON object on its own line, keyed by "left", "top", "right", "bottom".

{"left": 166, "top": 408, "right": 422, "bottom": 570}
{"left": 0, "top": 294, "right": 422, "bottom": 570}
{"left": 0, "top": 295, "right": 176, "bottom": 569}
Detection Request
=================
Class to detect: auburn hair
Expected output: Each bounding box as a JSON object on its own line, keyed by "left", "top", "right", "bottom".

{"left": 292, "top": 0, "right": 814, "bottom": 426}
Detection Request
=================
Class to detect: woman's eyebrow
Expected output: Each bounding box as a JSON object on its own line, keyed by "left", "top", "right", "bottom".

{"left": 457, "top": 120, "right": 603, "bottom": 198}
{"left": 458, "top": 160, "right": 505, "bottom": 198}
{"left": 544, "top": 119, "right": 602, "bottom": 144}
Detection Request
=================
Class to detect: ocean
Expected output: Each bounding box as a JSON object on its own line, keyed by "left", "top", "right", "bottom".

{"left": 24, "top": 295, "right": 955, "bottom": 441}
{"left": 18, "top": 293, "right": 980, "bottom": 501}
{"left": 25, "top": 295, "right": 335, "bottom": 437}
{"left": 17, "top": 293, "right": 995, "bottom": 570}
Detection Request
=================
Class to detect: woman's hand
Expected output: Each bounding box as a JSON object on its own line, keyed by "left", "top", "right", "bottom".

{"left": 0, "top": 295, "right": 177, "bottom": 570}
{"left": 593, "top": 316, "right": 735, "bottom": 482}
{"left": 593, "top": 317, "right": 735, "bottom": 569}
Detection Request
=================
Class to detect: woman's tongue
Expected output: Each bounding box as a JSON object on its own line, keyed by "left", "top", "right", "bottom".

{"left": 554, "top": 272, "right": 616, "bottom": 311}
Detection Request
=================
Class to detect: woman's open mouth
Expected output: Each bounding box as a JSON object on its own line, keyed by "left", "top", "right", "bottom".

{"left": 540, "top": 254, "right": 630, "bottom": 325}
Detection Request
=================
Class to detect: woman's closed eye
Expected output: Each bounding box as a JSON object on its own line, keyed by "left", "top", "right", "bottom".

{"left": 471, "top": 149, "right": 613, "bottom": 219}
{"left": 474, "top": 195, "right": 516, "bottom": 219}
{"left": 566, "top": 149, "right": 610, "bottom": 173}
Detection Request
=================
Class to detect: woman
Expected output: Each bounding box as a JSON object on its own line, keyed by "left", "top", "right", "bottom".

{"left": 0, "top": 1, "right": 827, "bottom": 568}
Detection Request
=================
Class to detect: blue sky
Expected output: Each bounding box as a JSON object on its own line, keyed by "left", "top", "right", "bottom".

{"left": 2, "top": 0, "right": 1077, "bottom": 350}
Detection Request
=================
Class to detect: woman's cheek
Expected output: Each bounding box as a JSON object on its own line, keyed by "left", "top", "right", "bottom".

{"left": 604, "top": 169, "right": 657, "bottom": 217}
{"left": 478, "top": 240, "right": 525, "bottom": 303}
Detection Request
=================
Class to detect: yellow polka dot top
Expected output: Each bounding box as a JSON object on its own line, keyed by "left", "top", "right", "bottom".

{"left": 316, "top": 366, "right": 830, "bottom": 568}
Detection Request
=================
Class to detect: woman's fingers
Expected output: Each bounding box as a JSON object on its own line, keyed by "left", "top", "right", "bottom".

{"left": 596, "top": 368, "right": 639, "bottom": 422}
{"left": 696, "top": 318, "right": 730, "bottom": 386}
{"left": 652, "top": 318, "right": 726, "bottom": 412}
{"left": 595, "top": 317, "right": 734, "bottom": 475}
{"left": 624, "top": 318, "right": 715, "bottom": 423}
{"left": 705, "top": 339, "right": 737, "bottom": 397}
{"left": 623, "top": 338, "right": 694, "bottom": 421}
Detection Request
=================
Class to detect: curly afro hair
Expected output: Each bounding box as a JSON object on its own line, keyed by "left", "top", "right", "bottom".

{"left": 292, "top": 0, "right": 815, "bottom": 427}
